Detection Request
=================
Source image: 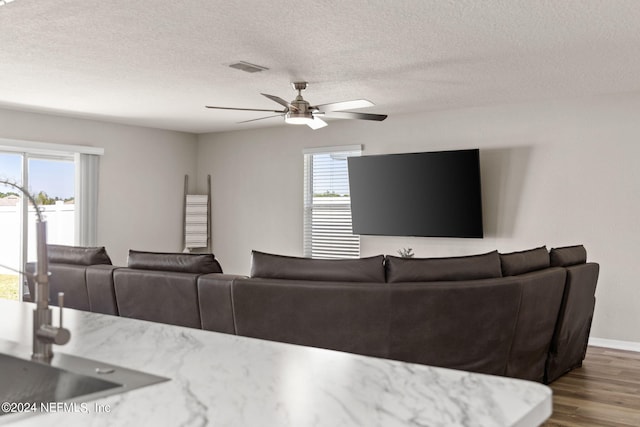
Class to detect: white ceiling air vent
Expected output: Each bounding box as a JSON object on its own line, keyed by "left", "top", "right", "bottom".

{"left": 228, "top": 61, "right": 269, "bottom": 73}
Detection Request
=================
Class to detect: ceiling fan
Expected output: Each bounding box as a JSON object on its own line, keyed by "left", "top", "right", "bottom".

{"left": 205, "top": 82, "right": 387, "bottom": 130}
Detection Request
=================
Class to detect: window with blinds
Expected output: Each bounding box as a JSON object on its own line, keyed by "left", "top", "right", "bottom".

{"left": 303, "top": 145, "right": 361, "bottom": 259}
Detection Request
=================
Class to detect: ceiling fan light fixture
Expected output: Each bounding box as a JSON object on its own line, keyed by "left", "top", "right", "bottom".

{"left": 284, "top": 111, "right": 314, "bottom": 125}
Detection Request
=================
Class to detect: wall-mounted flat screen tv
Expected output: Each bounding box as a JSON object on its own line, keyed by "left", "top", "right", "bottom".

{"left": 347, "top": 149, "right": 483, "bottom": 238}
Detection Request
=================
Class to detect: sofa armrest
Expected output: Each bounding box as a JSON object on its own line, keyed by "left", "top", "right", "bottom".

{"left": 197, "top": 274, "right": 245, "bottom": 334}
{"left": 86, "top": 265, "right": 120, "bottom": 315}
{"left": 545, "top": 262, "right": 599, "bottom": 383}
{"left": 505, "top": 267, "right": 566, "bottom": 382}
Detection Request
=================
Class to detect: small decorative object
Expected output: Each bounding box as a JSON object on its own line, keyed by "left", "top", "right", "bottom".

{"left": 397, "top": 248, "right": 414, "bottom": 258}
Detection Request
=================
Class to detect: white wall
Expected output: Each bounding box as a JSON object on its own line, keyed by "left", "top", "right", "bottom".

{"left": 0, "top": 108, "right": 198, "bottom": 266}
{"left": 197, "top": 92, "right": 640, "bottom": 343}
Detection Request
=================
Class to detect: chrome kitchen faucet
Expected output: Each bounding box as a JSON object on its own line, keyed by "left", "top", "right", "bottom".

{"left": 0, "top": 179, "right": 70, "bottom": 361}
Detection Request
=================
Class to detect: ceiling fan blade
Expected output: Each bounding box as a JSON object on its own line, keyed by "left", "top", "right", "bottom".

{"left": 205, "top": 106, "right": 285, "bottom": 113}
{"left": 238, "top": 114, "right": 284, "bottom": 124}
{"left": 307, "top": 117, "right": 328, "bottom": 130}
{"left": 261, "top": 93, "right": 295, "bottom": 110}
{"left": 323, "top": 111, "right": 387, "bottom": 121}
{"left": 313, "top": 99, "right": 374, "bottom": 113}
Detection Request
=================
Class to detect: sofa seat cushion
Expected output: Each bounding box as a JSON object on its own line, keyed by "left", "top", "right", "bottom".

{"left": 500, "top": 246, "right": 550, "bottom": 276}
{"left": 549, "top": 245, "right": 587, "bottom": 267}
{"left": 250, "top": 251, "right": 386, "bottom": 283}
{"left": 386, "top": 251, "right": 502, "bottom": 283}
{"left": 127, "top": 250, "right": 222, "bottom": 274}
{"left": 48, "top": 244, "right": 112, "bottom": 266}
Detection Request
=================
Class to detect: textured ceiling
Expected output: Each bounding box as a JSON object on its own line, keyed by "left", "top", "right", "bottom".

{"left": 1, "top": 0, "right": 640, "bottom": 134}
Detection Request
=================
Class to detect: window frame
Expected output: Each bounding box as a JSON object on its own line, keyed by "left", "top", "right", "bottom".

{"left": 0, "top": 138, "right": 103, "bottom": 301}
{"left": 303, "top": 145, "right": 361, "bottom": 259}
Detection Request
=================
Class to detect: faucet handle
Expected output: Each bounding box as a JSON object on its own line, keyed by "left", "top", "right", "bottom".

{"left": 58, "top": 292, "right": 64, "bottom": 328}
{"left": 36, "top": 292, "right": 71, "bottom": 346}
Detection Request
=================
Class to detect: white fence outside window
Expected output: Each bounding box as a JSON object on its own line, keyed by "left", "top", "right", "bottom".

{"left": 0, "top": 202, "right": 75, "bottom": 274}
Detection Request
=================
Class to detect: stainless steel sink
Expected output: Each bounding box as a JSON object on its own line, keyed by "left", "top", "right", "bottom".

{"left": 0, "top": 353, "right": 121, "bottom": 406}
{"left": 0, "top": 342, "right": 169, "bottom": 420}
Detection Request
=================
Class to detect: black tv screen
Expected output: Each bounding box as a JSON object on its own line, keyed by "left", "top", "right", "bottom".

{"left": 347, "top": 149, "right": 483, "bottom": 238}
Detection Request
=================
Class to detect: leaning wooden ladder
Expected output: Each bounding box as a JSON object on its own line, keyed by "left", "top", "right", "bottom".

{"left": 182, "top": 174, "right": 212, "bottom": 252}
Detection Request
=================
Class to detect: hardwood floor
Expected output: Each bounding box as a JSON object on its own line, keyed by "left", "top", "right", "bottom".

{"left": 543, "top": 346, "right": 640, "bottom": 426}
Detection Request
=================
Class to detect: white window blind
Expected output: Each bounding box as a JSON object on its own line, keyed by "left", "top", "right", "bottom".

{"left": 303, "top": 145, "right": 361, "bottom": 259}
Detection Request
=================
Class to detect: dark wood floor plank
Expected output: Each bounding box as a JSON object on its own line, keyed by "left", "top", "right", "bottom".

{"left": 543, "top": 345, "right": 640, "bottom": 426}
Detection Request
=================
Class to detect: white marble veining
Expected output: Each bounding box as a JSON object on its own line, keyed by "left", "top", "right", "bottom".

{"left": 0, "top": 300, "right": 551, "bottom": 426}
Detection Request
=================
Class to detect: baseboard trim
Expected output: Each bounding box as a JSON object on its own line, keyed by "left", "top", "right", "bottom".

{"left": 589, "top": 337, "right": 640, "bottom": 353}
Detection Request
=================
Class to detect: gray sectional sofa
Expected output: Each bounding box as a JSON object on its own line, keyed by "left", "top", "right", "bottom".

{"left": 27, "top": 248, "right": 239, "bottom": 330}
{"left": 24, "top": 244, "right": 114, "bottom": 312}
{"left": 25, "top": 244, "right": 599, "bottom": 384}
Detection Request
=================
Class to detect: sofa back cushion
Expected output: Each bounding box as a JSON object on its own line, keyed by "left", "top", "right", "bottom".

{"left": 127, "top": 250, "right": 223, "bottom": 274}
{"left": 386, "top": 251, "right": 502, "bottom": 283}
{"left": 48, "top": 244, "right": 112, "bottom": 266}
{"left": 250, "top": 251, "right": 386, "bottom": 283}
{"left": 500, "top": 246, "right": 550, "bottom": 276}
{"left": 549, "top": 245, "right": 587, "bottom": 267}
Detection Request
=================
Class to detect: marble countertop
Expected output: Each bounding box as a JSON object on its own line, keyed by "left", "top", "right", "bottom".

{"left": 0, "top": 299, "right": 551, "bottom": 426}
